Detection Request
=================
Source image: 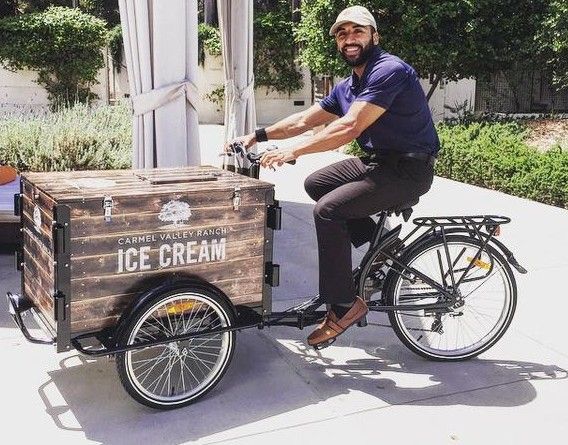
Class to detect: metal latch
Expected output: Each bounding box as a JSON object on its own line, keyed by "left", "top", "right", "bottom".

{"left": 232, "top": 186, "right": 241, "bottom": 211}
{"left": 103, "top": 196, "right": 113, "bottom": 222}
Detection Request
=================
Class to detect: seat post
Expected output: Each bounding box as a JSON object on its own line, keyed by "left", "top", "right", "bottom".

{"left": 370, "top": 211, "right": 388, "bottom": 249}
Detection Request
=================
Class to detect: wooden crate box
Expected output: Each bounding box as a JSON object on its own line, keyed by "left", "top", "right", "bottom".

{"left": 17, "top": 166, "right": 279, "bottom": 351}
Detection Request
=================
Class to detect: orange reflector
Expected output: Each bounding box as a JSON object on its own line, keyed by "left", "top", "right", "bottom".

{"left": 494, "top": 225, "right": 501, "bottom": 236}
{"left": 166, "top": 301, "right": 198, "bottom": 315}
{"left": 467, "top": 257, "right": 491, "bottom": 270}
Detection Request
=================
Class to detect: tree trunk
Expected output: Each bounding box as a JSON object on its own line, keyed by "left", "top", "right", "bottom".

{"left": 426, "top": 74, "right": 441, "bottom": 102}
{"left": 292, "top": 0, "right": 301, "bottom": 23}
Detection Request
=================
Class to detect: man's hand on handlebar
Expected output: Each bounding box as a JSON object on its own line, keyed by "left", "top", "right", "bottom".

{"left": 223, "top": 133, "right": 256, "bottom": 154}
{"left": 224, "top": 142, "right": 297, "bottom": 170}
{"left": 259, "top": 147, "right": 297, "bottom": 169}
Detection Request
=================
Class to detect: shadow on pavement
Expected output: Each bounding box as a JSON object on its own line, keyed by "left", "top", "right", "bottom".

{"left": 35, "top": 330, "right": 567, "bottom": 444}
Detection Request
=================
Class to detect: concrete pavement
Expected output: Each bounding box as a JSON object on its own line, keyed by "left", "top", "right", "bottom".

{"left": 0, "top": 126, "right": 567, "bottom": 444}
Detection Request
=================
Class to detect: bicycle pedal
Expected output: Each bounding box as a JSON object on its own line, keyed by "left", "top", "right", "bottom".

{"left": 313, "top": 337, "right": 336, "bottom": 350}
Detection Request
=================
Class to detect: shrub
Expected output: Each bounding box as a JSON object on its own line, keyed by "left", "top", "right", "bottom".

{"left": 0, "top": 102, "right": 132, "bottom": 172}
{"left": 198, "top": 22, "right": 222, "bottom": 65}
{"left": 436, "top": 122, "right": 568, "bottom": 208}
{"left": 0, "top": 6, "right": 108, "bottom": 108}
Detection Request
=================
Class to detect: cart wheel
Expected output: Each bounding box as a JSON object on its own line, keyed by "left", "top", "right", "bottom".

{"left": 115, "top": 284, "right": 236, "bottom": 409}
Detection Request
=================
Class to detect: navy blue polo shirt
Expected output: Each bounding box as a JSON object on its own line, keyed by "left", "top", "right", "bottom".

{"left": 320, "top": 47, "right": 439, "bottom": 155}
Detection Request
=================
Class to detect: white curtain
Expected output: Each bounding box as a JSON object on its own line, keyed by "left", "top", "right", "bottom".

{"left": 217, "top": 0, "right": 256, "bottom": 172}
{"left": 119, "top": 0, "right": 201, "bottom": 169}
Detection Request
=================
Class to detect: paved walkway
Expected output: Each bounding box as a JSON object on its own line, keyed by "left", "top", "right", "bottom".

{"left": 1, "top": 126, "right": 567, "bottom": 444}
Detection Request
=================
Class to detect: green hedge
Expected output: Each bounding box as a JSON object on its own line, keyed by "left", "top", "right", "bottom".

{"left": 0, "top": 102, "right": 132, "bottom": 172}
{"left": 0, "top": 6, "right": 108, "bottom": 108}
{"left": 346, "top": 122, "right": 568, "bottom": 209}
{"left": 436, "top": 122, "right": 568, "bottom": 208}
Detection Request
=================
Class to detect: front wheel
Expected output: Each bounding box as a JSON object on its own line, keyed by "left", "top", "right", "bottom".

{"left": 384, "top": 234, "right": 517, "bottom": 361}
{"left": 115, "top": 284, "right": 236, "bottom": 409}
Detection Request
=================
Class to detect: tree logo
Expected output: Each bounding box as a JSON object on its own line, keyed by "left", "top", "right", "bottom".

{"left": 158, "top": 200, "right": 192, "bottom": 227}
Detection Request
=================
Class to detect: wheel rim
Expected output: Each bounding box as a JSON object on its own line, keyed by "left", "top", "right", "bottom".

{"left": 125, "top": 292, "right": 232, "bottom": 405}
{"left": 392, "top": 241, "right": 514, "bottom": 358}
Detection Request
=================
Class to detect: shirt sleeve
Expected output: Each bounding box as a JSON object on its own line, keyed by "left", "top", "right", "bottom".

{"left": 318, "top": 84, "right": 342, "bottom": 117}
{"left": 355, "top": 62, "right": 409, "bottom": 110}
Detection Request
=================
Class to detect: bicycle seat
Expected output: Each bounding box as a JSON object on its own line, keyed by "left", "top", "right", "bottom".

{"left": 384, "top": 197, "right": 419, "bottom": 221}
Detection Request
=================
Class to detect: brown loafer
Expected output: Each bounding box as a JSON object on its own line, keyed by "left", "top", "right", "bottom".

{"left": 307, "top": 296, "right": 368, "bottom": 347}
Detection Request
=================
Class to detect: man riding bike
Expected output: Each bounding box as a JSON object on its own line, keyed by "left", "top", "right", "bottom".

{"left": 226, "top": 5, "right": 439, "bottom": 348}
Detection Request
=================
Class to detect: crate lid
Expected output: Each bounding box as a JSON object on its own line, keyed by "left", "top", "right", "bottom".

{"left": 22, "top": 166, "right": 274, "bottom": 202}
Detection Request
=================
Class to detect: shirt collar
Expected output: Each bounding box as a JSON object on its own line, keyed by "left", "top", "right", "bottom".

{"left": 349, "top": 46, "right": 384, "bottom": 91}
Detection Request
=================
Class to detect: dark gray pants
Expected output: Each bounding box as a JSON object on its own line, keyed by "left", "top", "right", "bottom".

{"left": 304, "top": 156, "right": 434, "bottom": 304}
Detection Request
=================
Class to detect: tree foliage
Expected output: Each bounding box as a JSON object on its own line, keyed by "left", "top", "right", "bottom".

{"left": 296, "top": 0, "right": 549, "bottom": 99}
{"left": 254, "top": 0, "right": 303, "bottom": 94}
{"left": 538, "top": 0, "right": 568, "bottom": 90}
{"left": 0, "top": 6, "right": 108, "bottom": 107}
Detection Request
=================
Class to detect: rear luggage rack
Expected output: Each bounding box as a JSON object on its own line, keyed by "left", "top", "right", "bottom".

{"left": 413, "top": 215, "right": 511, "bottom": 227}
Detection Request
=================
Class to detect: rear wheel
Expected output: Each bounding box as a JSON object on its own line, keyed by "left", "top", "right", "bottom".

{"left": 116, "top": 285, "right": 236, "bottom": 409}
{"left": 384, "top": 234, "right": 516, "bottom": 361}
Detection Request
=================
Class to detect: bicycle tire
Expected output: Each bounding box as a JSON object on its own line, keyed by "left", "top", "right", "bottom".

{"left": 383, "top": 234, "right": 517, "bottom": 361}
{"left": 115, "top": 284, "right": 236, "bottom": 409}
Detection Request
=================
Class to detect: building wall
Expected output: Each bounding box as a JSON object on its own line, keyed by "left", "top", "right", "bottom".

{"left": 0, "top": 52, "right": 110, "bottom": 114}
{"left": 1, "top": 51, "right": 476, "bottom": 124}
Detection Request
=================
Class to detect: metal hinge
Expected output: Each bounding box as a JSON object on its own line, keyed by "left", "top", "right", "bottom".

{"left": 103, "top": 196, "right": 114, "bottom": 222}
{"left": 52, "top": 221, "right": 69, "bottom": 255}
{"left": 13, "top": 193, "right": 22, "bottom": 217}
{"left": 54, "top": 292, "right": 67, "bottom": 322}
{"left": 267, "top": 202, "right": 282, "bottom": 230}
{"left": 265, "top": 262, "right": 280, "bottom": 287}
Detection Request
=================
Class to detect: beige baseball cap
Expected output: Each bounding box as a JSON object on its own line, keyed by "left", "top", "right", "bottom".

{"left": 329, "top": 6, "right": 377, "bottom": 36}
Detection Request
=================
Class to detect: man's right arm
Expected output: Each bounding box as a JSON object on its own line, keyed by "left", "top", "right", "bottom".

{"left": 225, "top": 104, "right": 337, "bottom": 152}
{"left": 264, "top": 104, "right": 338, "bottom": 140}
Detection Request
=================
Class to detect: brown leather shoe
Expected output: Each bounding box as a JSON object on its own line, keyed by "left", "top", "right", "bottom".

{"left": 307, "top": 296, "right": 369, "bottom": 347}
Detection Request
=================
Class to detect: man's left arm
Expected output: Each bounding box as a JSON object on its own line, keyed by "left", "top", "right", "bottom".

{"left": 260, "top": 101, "right": 386, "bottom": 167}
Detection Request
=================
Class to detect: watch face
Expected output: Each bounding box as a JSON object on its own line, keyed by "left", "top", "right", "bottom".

{"left": 33, "top": 205, "right": 41, "bottom": 232}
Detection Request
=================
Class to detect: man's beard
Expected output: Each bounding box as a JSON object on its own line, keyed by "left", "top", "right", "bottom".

{"left": 340, "top": 42, "right": 376, "bottom": 67}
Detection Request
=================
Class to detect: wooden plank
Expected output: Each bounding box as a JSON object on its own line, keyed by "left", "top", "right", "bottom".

{"left": 22, "top": 179, "right": 56, "bottom": 211}
{"left": 69, "top": 204, "right": 266, "bottom": 238}
{"left": 70, "top": 255, "right": 265, "bottom": 300}
{"left": 42, "top": 180, "right": 270, "bottom": 201}
{"left": 23, "top": 265, "right": 55, "bottom": 329}
{"left": 23, "top": 229, "right": 54, "bottom": 278}
{"left": 70, "top": 276, "right": 262, "bottom": 326}
{"left": 70, "top": 292, "right": 263, "bottom": 334}
{"left": 67, "top": 188, "right": 266, "bottom": 218}
{"left": 22, "top": 209, "right": 53, "bottom": 253}
{"left": 24, "top": 246, "right": 54, "bottom": 293}
{"left": 23, "top": 167, "right": 272, "bottom": 202}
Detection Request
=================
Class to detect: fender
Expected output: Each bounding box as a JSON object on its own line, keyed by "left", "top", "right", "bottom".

{"left": 404, "top": 227, "right": 527, "bottom": 274}
{"left": 112, "top": 277, "right": 237, "bottom": 347}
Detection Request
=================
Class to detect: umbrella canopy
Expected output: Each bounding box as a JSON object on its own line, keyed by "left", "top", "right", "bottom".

{"left": 217, "top": 0, "right": 257, "bottom": 174}
{"left": 119, "top": 0, "right": 201, "bottom": 168}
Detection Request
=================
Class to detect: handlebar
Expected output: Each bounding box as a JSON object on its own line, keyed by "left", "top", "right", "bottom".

{"left": 224, "top": 142, "right": 296, "bottom": 166}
